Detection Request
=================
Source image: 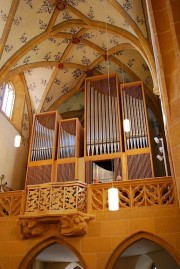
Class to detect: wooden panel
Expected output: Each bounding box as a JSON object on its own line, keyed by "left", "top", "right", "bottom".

{"left": 57, "top": 163, "right": 76, "bottom": 182}
{"left": 26, "top": 165, "right": 52, "bottom": 185}
{"left": 127, "top": 153, "right": 152, "bottom": 179}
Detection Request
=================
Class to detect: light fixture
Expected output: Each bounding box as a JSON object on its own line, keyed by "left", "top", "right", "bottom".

{"left": 123, "top": 119, "right": 130, "bottom": 132}
{"left": 154, "top": 136, "right": 168, "bottom": 176}
{"left": 108, "top": 187, "right": 119, "bottom": 211}
{"left": 156, "top": 155, "right": 163, "bottom": 161}
{"left": 154, "top": 137, "right": 160, "bottom": 144}
{"left": 14, "top": 135, "right": 21, "bottom": 147}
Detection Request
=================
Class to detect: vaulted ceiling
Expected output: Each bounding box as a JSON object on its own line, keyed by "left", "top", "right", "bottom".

{"left": 0, "top": 0, "right": 158, "bottom": 139}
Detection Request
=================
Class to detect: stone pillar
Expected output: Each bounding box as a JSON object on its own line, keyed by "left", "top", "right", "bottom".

{"left": 145, "top": 0, "right": 180, "bottom": 203}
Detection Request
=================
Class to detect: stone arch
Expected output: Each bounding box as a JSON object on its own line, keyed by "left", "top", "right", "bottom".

{"left": 17, "top": 236, "right": 87, "bottom": 269}
{"left": 105, "top": 231, "right": 180, "bottom": 269}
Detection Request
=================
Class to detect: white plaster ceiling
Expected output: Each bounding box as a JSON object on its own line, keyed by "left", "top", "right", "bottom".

{"left": 0, "top": 0, "right": 157, "bottom": 135}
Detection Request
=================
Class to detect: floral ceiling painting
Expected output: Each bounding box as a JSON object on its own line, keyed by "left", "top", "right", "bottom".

{"left": 0, "top": 0, "right": 158, "bottom": 136}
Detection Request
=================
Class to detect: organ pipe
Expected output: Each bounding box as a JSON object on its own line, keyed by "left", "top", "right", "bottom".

{"left": 28, "top": 76, "right": 154, "bottom": 184}
{"left": 85, "top": 75, "right": 121, "bottom": 156}
{"left": 121, "top": 84, "right": 149, "bottom": 150}
{"left": 29, "top": 114, "right": 56, "bottom": 162}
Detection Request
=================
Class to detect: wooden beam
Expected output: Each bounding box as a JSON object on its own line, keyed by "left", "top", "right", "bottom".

{"left": 0, "top": 0, "right": 20, "bottom": 58}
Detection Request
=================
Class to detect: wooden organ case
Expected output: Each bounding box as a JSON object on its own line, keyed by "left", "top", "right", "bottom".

{"left": 26, "top": 111, "right": 60, "bottom": 186}
{"left": 56, "top": 118, "right": 84, "bottom": 182}
{"left": 84, "top": 74, "right": 123, "bottom": 184}
{"left": 26, "top": 113, "right": 83, "bottom": 185}
{"left": 120, "top": 81, "right": 154, "bottom": 180}
{"left": 26, "top": 74, "right": 155, "bottom": 186}
{"left": 84, "top": 75, "right": 154, "bottom": 183}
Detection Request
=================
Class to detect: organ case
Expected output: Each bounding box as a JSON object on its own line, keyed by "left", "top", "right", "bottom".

{"left": 25, "top": 74, "right": 157, "bottom": 186}
{"left": 55, "top": 118, "right": 84, "bottom": 182}
{"left": 120, "top": 81, "right": 154, "bottom": 179}
{"left": 84, "top": 73, "right": 124, "bottom": 183}
{"left": 84, "top": 73, "right": 122, "bottom": 157}
{"left": 26, "top": 111, "right": 60, "bottom": 186}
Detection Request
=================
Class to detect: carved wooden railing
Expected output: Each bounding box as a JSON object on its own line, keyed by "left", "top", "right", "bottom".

{"left": 0, "top": 178, "right": 176, "bottom": 238}
{"left": 88, "top": 177, "right": 175, "bottom": 212}
{"left": 0, "top": 190, "right": 25, "bottom": 216}
{"left": 24, "top": 181, "right": 87, "bottom": 215}
{"left": 19, "top": 181, "right": 92, "bottom": 238}
{"left": 0, "top": 177, "right": 175, "bottom": 218}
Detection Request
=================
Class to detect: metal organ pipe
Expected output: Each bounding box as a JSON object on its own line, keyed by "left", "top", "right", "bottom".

{"left": 102, "top": 93, "right": 107, "bottom": 154}
{"left": 115, "top": 97, "right": 120, "bottom": 152}
{"left": 112, "top": 96, "right": 117, "bottom": 153}
{"left": 94, "top": 90, "right": 99, "bottom": 155}
{"left": 122, "top": 87, "right": 148, "bottom": 150}
{"left": 86, "top": 82, "right": 91, "bottom": 156}
{"left": 85, "top": 80, "right": 121, "bottom": 156}
{"left": 30, "top": 116, "right": 55, "bottom": 162}
{"left": 59, "top": 125, "right": 76, "bottom": 159}
{"left": 91, "top": 87, "right": 95, "bottom": 156}
{"left": 98, "top": 92, "right": 103, "bottom": 155}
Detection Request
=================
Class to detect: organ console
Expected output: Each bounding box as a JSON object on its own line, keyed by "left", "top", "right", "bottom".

{"left": 25, "top": 73, "right": 157, "bottom": 186}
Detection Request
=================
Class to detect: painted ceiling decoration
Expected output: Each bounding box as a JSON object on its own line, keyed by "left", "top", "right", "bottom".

{"left": 0, "top": 0, "right": 159, "bottom": 135}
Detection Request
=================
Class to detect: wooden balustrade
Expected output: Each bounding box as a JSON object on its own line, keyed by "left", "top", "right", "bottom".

{"left": 0, "top": 177, "right": 176, "bottom": 218}
{"left": 25, "top": 181, "right": 87, "bottom": 215}
{"left": 0, "top": 190, "right": 25, "bottom": 216}
{"left": 88, "top": 177, "right": 175, "bottom": 212}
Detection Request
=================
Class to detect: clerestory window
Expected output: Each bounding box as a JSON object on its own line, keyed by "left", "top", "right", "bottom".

{"left": 0, "top": 82, "right": 15, "bottom": 119}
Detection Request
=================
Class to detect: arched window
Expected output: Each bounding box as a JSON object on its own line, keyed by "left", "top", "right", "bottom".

{"left": 0, "top": 82, "right": 15, "bottom": 118}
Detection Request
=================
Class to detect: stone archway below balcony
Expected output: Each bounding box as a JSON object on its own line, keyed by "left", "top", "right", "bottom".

{"left": 105, "top": 231, "right": 180, "bottom": 269}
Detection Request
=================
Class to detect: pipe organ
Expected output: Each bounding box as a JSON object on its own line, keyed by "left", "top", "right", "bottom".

{"left": 56, "top": 118, "right": 83, "bottom": 182}
{"left": 26, "top": 73, "right": 155, "bottom": 186}
{"left": 120, "top": 81, "right": 153, "bottom": 180}
{"left": 84, "top": 75, "right": 153, "bottom": 183}
{"left": 26, "top": 111, "right": 60, "bottom": 186}
{"left": 26, "top": 114, "right": 83, "bottom": 185}
{"left": 121, "top": 83, "right": 149, "bottom": 150}
{"left": 29, "top": 112, "right": 58, "bottom": 162}
{"left": 85, "top": 74, "right": 122, "bottom": 156}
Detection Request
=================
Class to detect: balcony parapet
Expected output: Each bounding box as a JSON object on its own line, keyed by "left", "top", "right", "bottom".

{"left": 0, "top": 190, "right": 25, "bottom": 216}
{"left": 24, "top": 181, "right": 87, "bottom": 215}
{"left": 0, "top": 178, "right": 176, "bottom": 238}
{"left": 88, "top": 176, "right": 175, "bottom": 212}
{"left": 19, "top": 181, "right": 94, "bottom": 238}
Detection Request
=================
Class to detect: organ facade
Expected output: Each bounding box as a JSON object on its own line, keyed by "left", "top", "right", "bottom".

{"left": 25, "top": 73, "right": 168, "bottom": 186}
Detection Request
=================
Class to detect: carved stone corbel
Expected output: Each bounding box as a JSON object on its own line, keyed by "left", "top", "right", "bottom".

{"left": 19, "top": 219, "right": 48, "bottom": 239}
{"left": 19, "top": 212, "right": 94, "bottom": 239}
{"left": 60, "top": 214, "right": 89, "bottom": 237}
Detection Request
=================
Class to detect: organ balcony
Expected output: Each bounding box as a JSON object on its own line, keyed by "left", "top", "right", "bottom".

{"left": 0, "top": 74, "right": 175, "bottom": 239}
{"left": 0, "top": 177, "right": 176, "bottom": 239}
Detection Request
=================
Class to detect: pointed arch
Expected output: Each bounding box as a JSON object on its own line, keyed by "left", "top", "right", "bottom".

{"left": 105, "top": 231, "right": 180, "bottom": 269}
{"left": 17, "top": 236, "right": 87, "bottom": 269}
